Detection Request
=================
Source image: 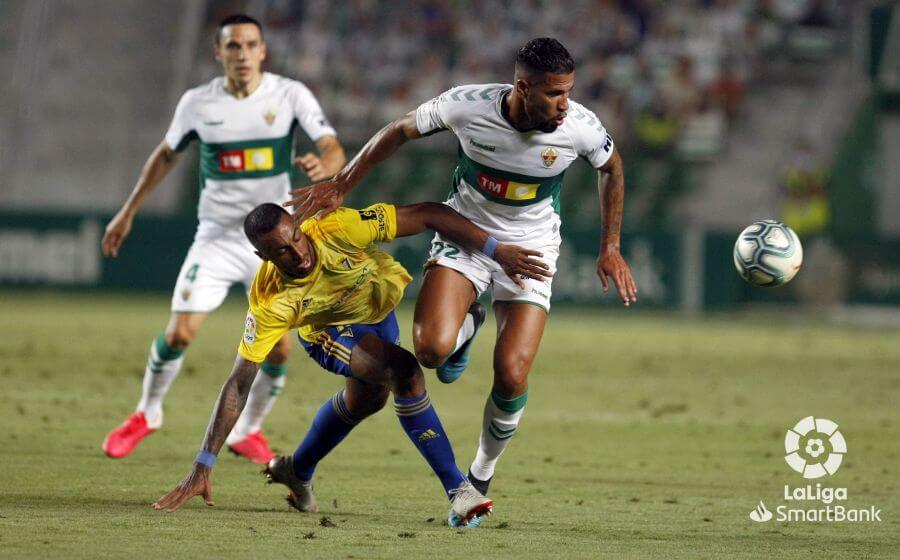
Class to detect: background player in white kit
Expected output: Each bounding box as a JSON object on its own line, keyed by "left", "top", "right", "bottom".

{"left": 101, "top": 14, "right": 346, "bottom": 463}
{"left": 290, "top": 38, "right": 637, "bottom": 526}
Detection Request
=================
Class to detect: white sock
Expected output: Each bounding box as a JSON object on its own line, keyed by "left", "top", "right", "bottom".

{"left": 135, "top": 336, "right": 185, "bottom": 429}
{"left": 469, "top": 391, "right": 527, "bottom": 481}
{"left": 451, "top": 313, "right": 475, "bottom": 355}
{"left": 227, "top": 367, "right": 286, "bottom": 444}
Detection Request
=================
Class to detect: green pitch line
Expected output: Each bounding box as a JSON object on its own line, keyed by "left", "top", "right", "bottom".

{"left": 0, "top": 292, "right": 898, "bottom": 559}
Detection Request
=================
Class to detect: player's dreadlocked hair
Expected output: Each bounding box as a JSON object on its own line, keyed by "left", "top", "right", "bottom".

{"left": 215, "top": 13, "right": 263, "bottom": 45}
{"left": 244, "top": 203, "right": 287, "bottom": 246}
{"left": 515, "top": 38, "right": 575, "bottom": 77}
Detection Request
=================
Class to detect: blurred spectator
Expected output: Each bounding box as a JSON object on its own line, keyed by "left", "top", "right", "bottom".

{"left": 710, "top": 60, "right": 745, "bottom": 121}
{"left": 781, "top": 139, "right": 830, "bottom": 236}
{"left": 660, "top": 55, "right": 701, "bottom": 115}
{"left": 799, "top": 0, "right": 837, "bottom": 28}
{"left": 678, "top": 90, "right": 726, "bottom": 162}
{"left": 635, "top": 93, "right": 678, "bottom": 156}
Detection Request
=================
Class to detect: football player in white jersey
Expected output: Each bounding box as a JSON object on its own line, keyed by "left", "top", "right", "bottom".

{"left": 289, "top": 38, "right": 637, "bottom": 526}
{"left": 101, "top": 14, "right": 346, "bottom": 463}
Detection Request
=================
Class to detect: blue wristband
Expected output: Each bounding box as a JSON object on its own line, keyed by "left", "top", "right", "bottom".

{"left": 482, "top": 236, "right": 499, "bottom": 260}
{"left": 195, "top": 450, "right": 216, "bottom": 468}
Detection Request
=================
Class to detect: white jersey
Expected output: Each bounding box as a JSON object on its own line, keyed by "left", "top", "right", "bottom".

{"left": 165, "top": 72, "right": 336, "bottom": 240}
{"left": 415, "top": 83, "right": 614, "bottom": 243}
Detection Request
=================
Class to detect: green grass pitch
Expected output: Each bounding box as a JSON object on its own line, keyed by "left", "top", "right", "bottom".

{"left": 0, "top": 292, "right": 897, "bottom": 558}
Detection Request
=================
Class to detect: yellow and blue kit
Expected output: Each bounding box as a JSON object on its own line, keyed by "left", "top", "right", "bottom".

{"left": 238, "top": 203, "right": 412, "bottom": 376}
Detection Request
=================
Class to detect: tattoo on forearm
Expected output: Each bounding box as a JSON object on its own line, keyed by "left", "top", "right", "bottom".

{"left": 601, "top": 160, "right": 625, "bottom": 247}
{"left": 199, "top": 359, "right": 258, "bottom": 453}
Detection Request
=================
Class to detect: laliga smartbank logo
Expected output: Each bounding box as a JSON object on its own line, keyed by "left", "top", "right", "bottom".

{"left": 748, "top": 416, "right": 882, "bottom": 524}
{"left": 784, "top": 416, "right": 845, "bottom": 478}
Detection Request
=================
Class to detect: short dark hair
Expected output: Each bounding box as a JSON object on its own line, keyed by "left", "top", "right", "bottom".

{"left": 515, "top": 38, "right": 574, "bottom": 77}
{"left": 244, "top": 203, "right": 286, "bottom": 246}
{"left": 215, "top": 13, "right": 263, "bottom": 45}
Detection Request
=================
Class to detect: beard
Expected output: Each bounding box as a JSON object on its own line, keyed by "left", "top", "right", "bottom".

{"left": 524, "top": 110, "right": 560, "bottom": 133}
{"left": 525, "top": 106, "right": 562, "bottom": 133}
{"left": 536, "top": 120, "right": 560, "bottom": 133}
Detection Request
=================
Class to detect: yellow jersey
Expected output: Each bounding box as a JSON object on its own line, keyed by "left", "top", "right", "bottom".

{"left": 238, "top": 203, "right": 412, "bottom": 363}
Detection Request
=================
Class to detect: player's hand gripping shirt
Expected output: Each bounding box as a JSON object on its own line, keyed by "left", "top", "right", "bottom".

{"left": 238, "top": 203, "right": 412, "bottom": 363}
{"left": 415, "top": 84, "right": 614, "bottom": 243}
{"left": 165, "top": 72, "right": 336, "bottom": 238}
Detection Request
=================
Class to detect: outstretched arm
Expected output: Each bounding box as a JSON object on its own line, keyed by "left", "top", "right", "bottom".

{"left": 152, "top": 356, "right": 260, "bottom": 512}
{"left": 102, "top": 141, "right": 180, "bottom": 257}
{"left": 287, "top": 111, "right": 424, "bottom": 221}
{"left": 395, "top": 202, "right": 552, "bottom": 287}
{"left": 596, "top": 147, "right": 638, "bottom": 305}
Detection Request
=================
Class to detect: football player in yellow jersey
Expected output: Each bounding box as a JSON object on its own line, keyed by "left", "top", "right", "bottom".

{"left": 152, "top": 201, "right": 550, "bottom": 526}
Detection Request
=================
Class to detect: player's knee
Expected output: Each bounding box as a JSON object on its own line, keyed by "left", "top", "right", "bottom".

{"left": 493, "top": 353, "right": 532, "bottom": 396}
{"left": 390, "top": 349, "right": 422, "bottom": 382}
{"left": 412, "top": 329, "right": 455, "bottom": 369}
{"left": 369, "top": 388, "right": 390, "bottom": 414}
{"left": 266, "top": 336, "right": 293, "bottom": 363}
{"left": 388, "top": 348, "right": 425, "bottom": 394}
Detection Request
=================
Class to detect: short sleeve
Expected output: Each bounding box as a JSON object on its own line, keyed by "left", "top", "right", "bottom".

{"left": 572, "top": 104, "right": 615, "bottom": 168}
{"left": 164, "top": 91, "right": 197, "bottom": 152}
{"left": 237, "top": 307, "right": 290, "bottom": 363}
{"left": 416, "top": 85, "right": 503, "bottom": 136}
{"left": 330, "top": 203, "right": 398, "bottom": 248}
{"left": 415, "top": 92, "right": 451, "bottom": 135}
{"left": 291, "top": 82, "right": 337, "bottom": 142}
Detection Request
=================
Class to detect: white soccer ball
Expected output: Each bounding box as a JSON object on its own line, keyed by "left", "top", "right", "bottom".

{"left": 733, "top": 220, "right": 803, "bottom": 287}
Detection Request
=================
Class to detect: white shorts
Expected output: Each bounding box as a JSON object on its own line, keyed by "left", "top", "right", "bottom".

{"left": 171, "top": 233, "right": 262, "bottom": 313}
{"left": 426, "top": 233, "right": 559, "bottom": 312}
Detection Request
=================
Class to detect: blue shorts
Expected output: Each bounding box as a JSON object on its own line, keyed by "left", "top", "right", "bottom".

{"left": 298, "top": 311, "right": 400, "bottom": 377}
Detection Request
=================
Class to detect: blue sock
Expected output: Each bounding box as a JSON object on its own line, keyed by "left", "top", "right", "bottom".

{"left": 292, "top": 391, "right": 359, "bottom": 481}
{"left": 394, "top": 392, "right": 466, "bottom": 497}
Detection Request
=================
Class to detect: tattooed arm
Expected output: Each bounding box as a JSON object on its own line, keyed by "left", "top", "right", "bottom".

{"left": 198, "top": 356, "right": 259, "bottom": 454}
{"left": 596, "top": 147, "right": 638, "bottom": 306}
{"left": 152, "top": 356, "right": 260, "bottom": 512}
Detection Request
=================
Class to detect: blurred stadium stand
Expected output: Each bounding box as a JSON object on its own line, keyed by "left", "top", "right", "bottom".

{"left": 190, "top": 0, "right": 857, "bottom": 231}
{"left": 0, "top": 0, "right": 865, "bottom": 231}
{"left": 2, "top": 0, "right": 900, "bottom": 315}
{"left": 2, "top": 0, "right": 205, "bottom": 214}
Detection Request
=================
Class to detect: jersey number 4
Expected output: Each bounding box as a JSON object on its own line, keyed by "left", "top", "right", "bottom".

{"left": 185, "top": 264, "right": 200, "bottom": 283}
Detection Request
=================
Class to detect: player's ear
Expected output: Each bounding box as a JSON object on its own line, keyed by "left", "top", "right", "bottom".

{"left": 259, "top": 40, "right": 267, "bottom": 63}
{"left": 515, "top": 77, "right": 529, "bottom": 99}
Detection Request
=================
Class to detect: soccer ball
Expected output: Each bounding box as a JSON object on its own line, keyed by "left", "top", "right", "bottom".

{"left": 733, "top": 220, "right": 803, "bottom": 287}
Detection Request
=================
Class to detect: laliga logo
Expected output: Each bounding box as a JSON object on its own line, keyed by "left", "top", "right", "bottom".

{"left": 749, "top": 417, "right": 880, "bottom": 523}
{"left": 784, "top": 416, "right": 847, "bottom": 479}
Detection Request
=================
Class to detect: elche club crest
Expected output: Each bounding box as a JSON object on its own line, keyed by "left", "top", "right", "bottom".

{"left": 541, "top": 147, "right": 558, "bottom": 168}
{"left": 263, "top": 109, "right": 277, "bottom": 125}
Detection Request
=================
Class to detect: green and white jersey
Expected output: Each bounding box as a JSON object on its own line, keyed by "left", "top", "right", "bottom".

{"left": 415, "top": 83, "right": 614, "bottom": 243}
{"left": 165, "top": 72, "right": 336, "bottom": 239}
